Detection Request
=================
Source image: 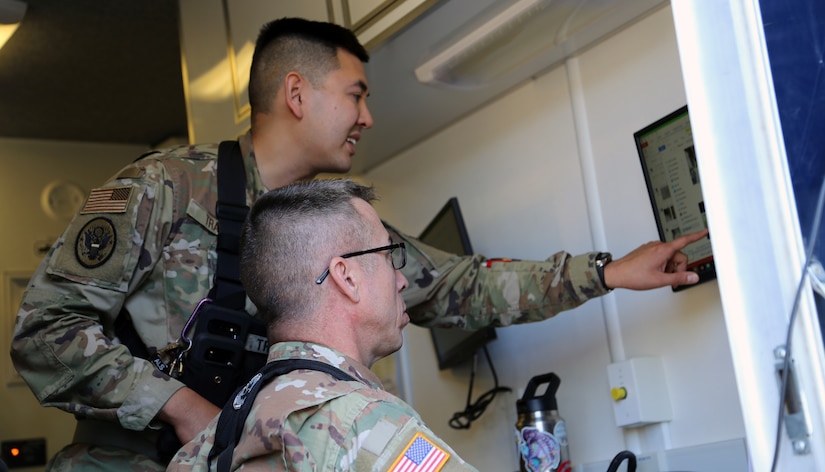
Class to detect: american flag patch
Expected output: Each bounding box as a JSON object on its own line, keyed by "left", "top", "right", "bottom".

{"left": 80, "top": 186, "right": 132, "bottom": 214}
{"left": 388, "top": 433, "right": 449, "bottom": 472}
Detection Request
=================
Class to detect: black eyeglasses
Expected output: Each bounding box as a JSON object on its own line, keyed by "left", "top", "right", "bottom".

{"left": 315, "top": 242, "right": 406, "bottom": 284}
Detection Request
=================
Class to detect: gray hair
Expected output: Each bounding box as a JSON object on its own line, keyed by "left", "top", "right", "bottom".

{"left": 240, "top": 178, "right": 377, "bottom": 327}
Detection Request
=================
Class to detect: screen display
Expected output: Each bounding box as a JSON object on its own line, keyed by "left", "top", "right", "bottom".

{"left": 418, "top": 197, "right": 496, "bottom": 370}
{"left": 634, "top": 106, "right": 716, "bottom": 290}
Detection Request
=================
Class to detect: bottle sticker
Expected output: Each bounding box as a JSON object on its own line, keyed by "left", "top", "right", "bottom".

{"left": 554, "top": 421, "right": 568, "bottom": 447}
{"left": 517, "top": 426, "right": 560, "bottom": 472}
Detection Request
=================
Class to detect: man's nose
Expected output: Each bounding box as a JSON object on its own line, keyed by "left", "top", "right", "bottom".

{"left": 397, "top": 270, "right": 408, "bottom": 292}
{"left": 359, "top": 102, "right": 374, "bottom": 129}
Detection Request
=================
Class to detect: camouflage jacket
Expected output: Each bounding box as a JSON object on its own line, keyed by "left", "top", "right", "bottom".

{"left": 11, "top": 131, "right": 609, "bottom": 468}
{"left": 167, "top": 341, "right": 479, "bottom": 471}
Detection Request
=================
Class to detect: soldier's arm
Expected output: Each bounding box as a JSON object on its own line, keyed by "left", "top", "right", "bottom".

{"left": 158, "top": 387, "right": 220, "bottom": 446}
{"left": 388, "top": 222, "right": 609, "bottom": 330}
{"left": 10, "top": 158, "right": 185, "bottom": 431}
{"left": 344, "top": 400, "right": 479, "bottom": 471}
{"left": 390, "top": 223, "right": 706, "bottom": 329}
{"left": 603, "top": 229, "right": 707, "bottom": 290}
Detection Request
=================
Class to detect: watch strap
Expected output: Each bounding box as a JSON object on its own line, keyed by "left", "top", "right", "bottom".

{"left": 595, "top": 252, "right": 613, "bottom": 291}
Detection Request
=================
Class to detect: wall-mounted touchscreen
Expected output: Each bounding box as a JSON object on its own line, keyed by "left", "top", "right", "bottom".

{"left": 634, "top": 105, "right": 715, "bottom": 291}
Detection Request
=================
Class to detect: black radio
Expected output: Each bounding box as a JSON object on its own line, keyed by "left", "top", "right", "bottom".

{"left": 181, "top": 303, "right": 269, "bottom": 407}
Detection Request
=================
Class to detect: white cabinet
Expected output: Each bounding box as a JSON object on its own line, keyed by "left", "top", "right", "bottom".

{"left": 346, "top": 0, "right": 387, "bottom": 26}
{"left": 329, "top": 0, "right": 441, "bottom": 48}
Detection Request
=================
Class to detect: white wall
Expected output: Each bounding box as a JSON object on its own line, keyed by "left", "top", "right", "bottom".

{"left": 577, "top": 6, "right": 741, "bottom": 451}
{"left": 0, "top": 138, "right": 146, "bottom": 471}
{"left": 364, "top": 6, "right": 744, "bottom": 470}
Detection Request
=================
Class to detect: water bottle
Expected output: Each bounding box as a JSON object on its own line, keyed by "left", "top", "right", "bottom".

{"left": 515, "top": 372, "right": 571, "bottom": 472}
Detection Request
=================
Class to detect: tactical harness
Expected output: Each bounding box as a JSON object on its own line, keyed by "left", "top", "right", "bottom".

{"left": 177, "top": 140, "right": 268, "bottom": 407}
{"left": 208, "top": 359, "right": 357, "bottom": 471}
{"left": 113, "top": 140, "right": 270, "bottom": 463}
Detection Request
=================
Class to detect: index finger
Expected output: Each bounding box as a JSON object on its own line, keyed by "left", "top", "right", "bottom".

{"left": 668, "top": 229, "right": 710, "bottom": 251}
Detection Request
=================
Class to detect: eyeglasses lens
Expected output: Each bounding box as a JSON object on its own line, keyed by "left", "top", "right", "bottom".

{"left": 392, "top": 245, "right": 406, "bottom": 270}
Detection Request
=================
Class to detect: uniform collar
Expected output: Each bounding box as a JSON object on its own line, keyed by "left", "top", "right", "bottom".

{"left": 238, "top": 130, "right": 268, "bottom": 201}
{"left": 267, "top": 341, "right": 384, "bottom": 389}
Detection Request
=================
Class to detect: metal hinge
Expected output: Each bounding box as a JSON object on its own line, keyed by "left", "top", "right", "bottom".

{"left": 774, "top": 345, "right": 812, "bottom": 455}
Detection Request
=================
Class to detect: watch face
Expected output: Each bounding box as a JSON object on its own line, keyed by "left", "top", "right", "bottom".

{"left": 41, "top": 180, "right": 86, "bottom": 220}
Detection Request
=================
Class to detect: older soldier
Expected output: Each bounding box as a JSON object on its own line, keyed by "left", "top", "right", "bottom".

{"left": 11, "top": 17, "right": 706, "bottom": 472}
{"left": 168, "top": 178, "right": 480, "bottom": 471}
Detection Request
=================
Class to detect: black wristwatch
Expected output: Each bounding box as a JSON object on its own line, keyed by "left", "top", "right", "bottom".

{"left": 595, "top": 252, "right": 613, "bottom": 291}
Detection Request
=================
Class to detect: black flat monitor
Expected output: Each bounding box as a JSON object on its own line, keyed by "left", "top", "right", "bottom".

{"left": 418, "top": 197, "right": 497, "bottom": 370}
{"left": 634, "top": 105, "right": 715, "bottom": 291}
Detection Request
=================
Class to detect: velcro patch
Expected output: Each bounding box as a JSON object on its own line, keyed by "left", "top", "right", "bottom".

{"left": 80, "top": 186, "right": 132, "bottom": 214}
{"left": 75, "top": 217, "right": 117, "bottom": 268}
{"left": 362, "top": 419, "right": 398, "bottom": 456}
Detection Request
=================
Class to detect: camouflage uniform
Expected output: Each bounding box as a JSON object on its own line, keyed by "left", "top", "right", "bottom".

{"left": 11, "top": 130, "right": 609, "bottom": 471}
{"left": 167, "top": 342, "right": 479, "bottom": 471}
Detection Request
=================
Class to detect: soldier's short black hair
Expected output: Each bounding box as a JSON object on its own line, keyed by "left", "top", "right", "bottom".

{"left": 249, "top": 17, "right": 370, "bottom": 114}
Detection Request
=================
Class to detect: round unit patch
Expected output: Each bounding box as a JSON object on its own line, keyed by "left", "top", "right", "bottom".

{"left": 75, "top": 217, "right": 117, "bottom": 268}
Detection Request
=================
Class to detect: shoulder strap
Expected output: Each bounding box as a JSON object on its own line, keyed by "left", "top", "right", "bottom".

{"left": 208, "top": 359, "right": 357, "bottom": 471}
{"left": 210, "top": 140, "right": 248, "bottom": 310}
{"left": 114, "top": 142, "right": 246, "bottom": 359}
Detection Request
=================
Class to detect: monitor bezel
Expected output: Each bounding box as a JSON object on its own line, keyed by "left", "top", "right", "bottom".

{"left": 418, "top": 197, "right": 497, "bottom": 370}
{"left": 633, "top": 105, "right": 716, "bottom": 291}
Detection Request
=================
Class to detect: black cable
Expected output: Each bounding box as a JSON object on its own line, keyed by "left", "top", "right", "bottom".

{"left": 448, "top": 345, "right": 512, "bottom": 429}
{"left": 769, "top": 174, "right": 825, "bottom": 472}
{"left": 606, "top": 450, "right": 637, "bottom": 472}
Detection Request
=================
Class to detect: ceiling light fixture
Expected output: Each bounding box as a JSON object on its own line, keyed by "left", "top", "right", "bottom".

{"left": 0, "top": 0, "right": 26, "bottom": 50}
{"left": 413, "top": 0, "right": 666, "bottom": 89}
{"left": 414, "top": 0, "right": 558, "bottom": 88}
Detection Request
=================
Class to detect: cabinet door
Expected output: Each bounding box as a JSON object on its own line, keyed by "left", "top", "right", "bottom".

{"left": 333, "top": 0, "right": 439, "bottom": 49}
{"left": 346, "top": 0, "right": 391, "bottom": 28}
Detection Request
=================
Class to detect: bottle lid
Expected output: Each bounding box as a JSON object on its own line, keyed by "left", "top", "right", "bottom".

{"left": 517, "top": 372, "right": 560, "bottom": 412}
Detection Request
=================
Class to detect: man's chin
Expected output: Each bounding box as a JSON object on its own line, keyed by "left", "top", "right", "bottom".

{"left": 391, "top": 340, "right": 404, "bottom": 355}
{"left": 320, "top": 160, "right": 353, "bottom": 176}
{"left": 380, "top": 341, "right": 404, "bottom": 359}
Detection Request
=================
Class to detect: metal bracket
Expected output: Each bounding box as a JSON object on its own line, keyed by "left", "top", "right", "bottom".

{"left": 808, "top": 258, "right": 825, "bottom": 299}
{"left": 774, "top": 346, "right": 812, "bottom": 455}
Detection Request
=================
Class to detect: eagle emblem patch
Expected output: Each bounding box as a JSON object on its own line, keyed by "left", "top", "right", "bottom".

{"left": 75, "top": 217, "right": 117, "bottom": 268}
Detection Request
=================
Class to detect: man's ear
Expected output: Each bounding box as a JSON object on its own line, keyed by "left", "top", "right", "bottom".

{"left": 329, "top": 257, "right": 360, "bottom": 303}
{"left": 284, "top": 71, "right": 305, "bottom": 119}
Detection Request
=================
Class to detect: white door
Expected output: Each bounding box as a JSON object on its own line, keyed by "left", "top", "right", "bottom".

{"left": 670, "top": 1, "right": 825, "bottom": 471}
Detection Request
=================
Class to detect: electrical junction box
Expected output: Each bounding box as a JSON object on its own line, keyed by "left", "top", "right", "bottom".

{"left": 607, "top": 357, "right": 672, "bottom": 427}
